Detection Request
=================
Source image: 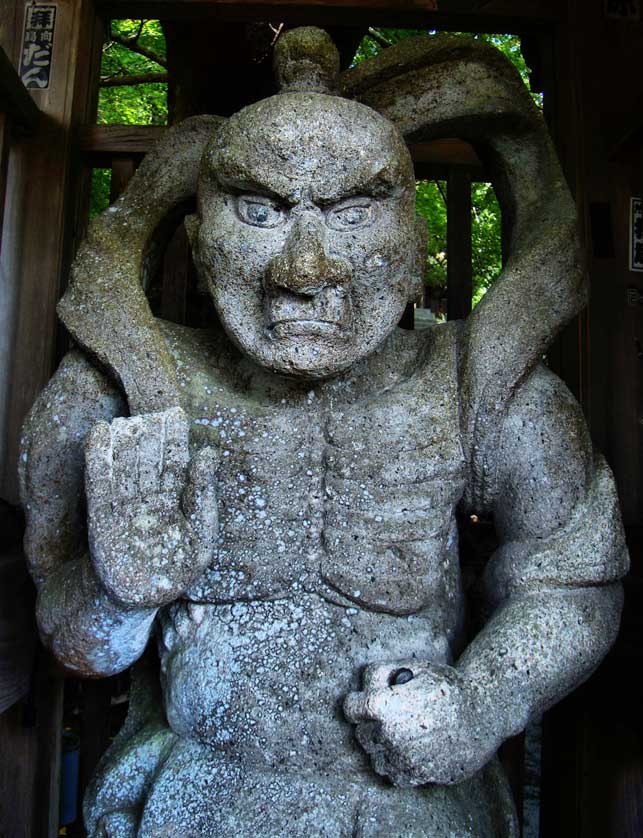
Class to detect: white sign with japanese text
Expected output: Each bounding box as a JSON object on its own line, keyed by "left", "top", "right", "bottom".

{"left": 21, "top": 4, "right": 57, "bottom": 90}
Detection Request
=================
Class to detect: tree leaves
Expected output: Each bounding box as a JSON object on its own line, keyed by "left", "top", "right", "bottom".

{"left": 98, "top": 20, "right": 168, "bottom": 126}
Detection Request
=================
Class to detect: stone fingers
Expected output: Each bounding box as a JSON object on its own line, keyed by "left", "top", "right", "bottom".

{"left": 137, "top": 413, "right": 165, "bottom": 493}
{"left": 344, "top": 660, "right": 416, "bottom": 723}
{"left": 343, "top": 687, "right": 386, "bottom": 723}
{"left": 110, "top": 416, "right": 145, "bottom": 499}
{"left": 354, "top": 720, "right": 421, "bottom": 787}
{"left": 160, "top": 407, "right": 190, "bottom": 496}
{"left": 85, "top": 420, "right": 114, "bottom": 520}
{"left": 362, "top": 662, "right": 397, "bottom": 691}
{"left": 355, "top": 721, "right": 385, "bottom": 753}
{"left": 182, "top": 447, "right": 219, "bottom": 536}
{"left": 85, "top": 407, "right": 191, "bottom": 517}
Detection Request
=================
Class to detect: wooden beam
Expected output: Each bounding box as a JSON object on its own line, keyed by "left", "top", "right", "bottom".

{"left": 78, "top": 125, "right": 486, "bottom": 175}
{"left": 0, "top": 45, "right": 39, "bottom": 132}
{"left": 412, "top": 139, "right": 486, "bottom": 181}
{"left": 79, "top": 123, "right": 166, "bottom": 160}
{"left": 411, "top": 139, "right": 481, "bottom": 167}
{"left": 95, "top": 0, "right": 563, "bottom": 30}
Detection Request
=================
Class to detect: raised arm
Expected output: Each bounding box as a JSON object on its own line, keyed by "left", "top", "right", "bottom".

{"left": 341, "top": 35, "right": 586, "bottom": 502}
{"left": 20, "top": 351, "right": 148, "bottom": 676}
{"left": 20, "top": 352, "right": 218, "bottom": 677}
{"left": 344, "top": 365, "right": 628, "bottom": 786}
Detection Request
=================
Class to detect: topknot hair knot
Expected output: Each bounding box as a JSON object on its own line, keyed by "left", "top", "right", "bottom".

{"left": 273, "top": 27, "right": 340, "bottom": 94}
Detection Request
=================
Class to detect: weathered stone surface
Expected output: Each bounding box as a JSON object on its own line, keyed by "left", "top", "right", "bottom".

{"left": 20, "top": 27, "right": 628, "bottom": 837}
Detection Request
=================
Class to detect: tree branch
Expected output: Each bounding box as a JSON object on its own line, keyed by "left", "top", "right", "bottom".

{"left": 434, "top": 179, "right": 447, "bottom": 205}
{"left": 109, "top": 32, "right": 168, "bottom": 69}
{"left": 367, "top": 27, "right": 394, "bottom": 50}
{"left": 100, "top": 73, "right": 168, "bottom": 87}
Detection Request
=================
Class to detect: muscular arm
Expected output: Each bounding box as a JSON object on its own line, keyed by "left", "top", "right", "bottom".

{"left": 20, "top": 352, "right": 158, "bottom": 677}
{"left": 345, "top": 365, "right": 628, "bottom": 786}
{"left": 457, "top": 365, "right": 628, "bottom": 743}
{"left": 21, "top": 351, "right": 218, "bottom": 678}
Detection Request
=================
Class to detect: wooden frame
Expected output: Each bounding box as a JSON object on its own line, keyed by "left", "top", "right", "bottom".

{"left": 96, "top": 0, "right": 564, "bottom": 29}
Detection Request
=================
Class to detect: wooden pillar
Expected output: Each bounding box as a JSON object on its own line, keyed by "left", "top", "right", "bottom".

{"left": 0, "top": 2, "right": 103, "bottom": 835}
{"left": 447, "top": 169, "right": 473, "bottom": 321}
{"left": 540, "top": 2, "right": 643, "bottom": 835}
{"left": 0, "top": 0, "right": 103, "bottom": 505}
{"left": 541, "top": 5, "right": 590, "bottom": 413}
{"left": 0, "top": 114, "right": 10, "bottom": 254}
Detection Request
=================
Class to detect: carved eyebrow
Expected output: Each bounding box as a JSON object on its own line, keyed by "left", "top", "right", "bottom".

{"left": 311, "top": 161, "right": 406, "bottom": 204}
{"left": 214, "top": 172, "right": 293, "bottom": 204}
{"left": 312, "top": 176, "right": 400, "bottom": 205}
{"left": 212, "top": 160, "right": 405, "bottom": 204}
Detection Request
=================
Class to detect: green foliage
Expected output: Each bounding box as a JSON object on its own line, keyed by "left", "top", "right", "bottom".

{"left": 414, "top": 179, "right": 448, "bottom": 289}
{"left": 98, "top": 20, "right": 168, "bottom": 126}
{"left": 90, "top": 168, "right": 112, "bottom": 221}
{"left": 415, "top": 179, "right": 502, "bottom": 308}
{"left": 91, "top": 20, "right": 169, "bottom": 219}
{"left": 470, "top": 183, "right": 502, "bottom": 305}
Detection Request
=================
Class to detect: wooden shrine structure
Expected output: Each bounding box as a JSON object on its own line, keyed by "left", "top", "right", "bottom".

{"left": 1, "top": 1, "right": 642, "bottom": 835}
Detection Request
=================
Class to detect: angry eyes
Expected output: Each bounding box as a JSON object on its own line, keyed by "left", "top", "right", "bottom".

{"left": 237, "top": 197, "right": 283, "bottom": 228}
{"left": 236, "top": 195, "right": 376, "bottom": 231}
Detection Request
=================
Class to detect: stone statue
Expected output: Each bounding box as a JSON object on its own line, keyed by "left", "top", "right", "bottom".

{"left": 20, "top": 28, "right": 628, "bottom": 837}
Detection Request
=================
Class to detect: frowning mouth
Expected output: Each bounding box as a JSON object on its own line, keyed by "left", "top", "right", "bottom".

{"left": 266, "top": 285, "right": 351, "bottom": 340}
{"left": 269, "top": 319, "right": 345, "bottom": 338}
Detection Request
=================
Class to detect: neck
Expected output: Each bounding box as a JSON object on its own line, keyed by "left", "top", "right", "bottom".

{"left": 229, "top": 326, "right": 431, "bottom": 405}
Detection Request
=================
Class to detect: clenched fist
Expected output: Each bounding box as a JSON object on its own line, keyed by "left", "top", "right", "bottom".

{"left": 344, "top": 659, "right": 500, "bottom": 786}
{"left": 85, "top": 406, "right": 218, "bottom": 608}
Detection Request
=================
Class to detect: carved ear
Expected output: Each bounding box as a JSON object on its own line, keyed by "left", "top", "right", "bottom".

{"left": 58, "top": 115, "right": 225, "bottom": 415}
{"left": 341, "top": 35, "right": 585, "bottom": 506}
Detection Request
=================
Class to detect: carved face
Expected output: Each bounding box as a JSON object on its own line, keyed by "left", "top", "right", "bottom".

{"left": 194, "top": 93, "right": 419, "bottom": 378}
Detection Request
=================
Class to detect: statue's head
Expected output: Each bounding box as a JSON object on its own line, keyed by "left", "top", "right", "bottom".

{"left": 191, "top": 28, "right": 422, "bottom": 378}
{"left": 61, "top": 26, "right": 578, "bottom": 416}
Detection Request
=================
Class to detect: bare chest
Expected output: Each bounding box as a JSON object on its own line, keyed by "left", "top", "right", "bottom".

{"left": 183, "top": 374, "right": 466, "bottom": 616}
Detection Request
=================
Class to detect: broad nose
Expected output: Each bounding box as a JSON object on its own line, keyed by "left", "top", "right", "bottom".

{"left": 265, "top": 214, "right": 351, "bottom": 296}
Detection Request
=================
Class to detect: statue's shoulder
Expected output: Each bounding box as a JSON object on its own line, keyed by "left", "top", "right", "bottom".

{"left": 503, "top": 362, "right": 592, "bottom": 459}
{"left": 465, "top": 361, "right": 593, "bottom": 514}
{"left": 410, "top": 320, "right": 463, "bottom": 391}
{"left": 157, "top": 319, "right": 236, "bottom": 390}
{"left": 23, "top": 349, "right": 125, "bottom": 440}
{"left": 51, "top": 348, "right": 123, "bottom": 397}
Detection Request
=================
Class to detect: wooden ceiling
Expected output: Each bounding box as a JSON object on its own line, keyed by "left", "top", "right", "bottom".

{"left": 95, "top": 0, "right": 564, "bottom": 30}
